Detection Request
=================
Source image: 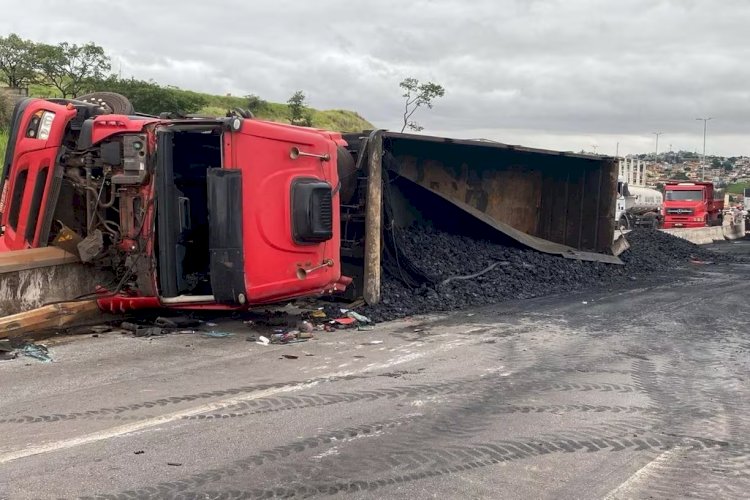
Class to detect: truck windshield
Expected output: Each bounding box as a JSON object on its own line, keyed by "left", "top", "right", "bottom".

{"left": 666, "top": 190, "right": 702, "bottom": 201}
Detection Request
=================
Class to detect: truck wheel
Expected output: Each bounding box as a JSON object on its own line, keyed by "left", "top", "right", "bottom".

{"left": 618, "top": 215, "right": 630, "bottom": 230}
{"left": 75, "top": 92, "right": 135, "bottom": 115}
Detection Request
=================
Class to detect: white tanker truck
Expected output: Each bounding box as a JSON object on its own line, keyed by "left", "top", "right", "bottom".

{"left": 615, "top": 158, "right": 663, "bottom": 230}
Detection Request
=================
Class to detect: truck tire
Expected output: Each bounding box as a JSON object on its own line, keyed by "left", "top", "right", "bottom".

{"left": 75, "top": 92, "right": 135, "bottom": 115}
{"left": 618, "top": 215, "right": 630, "bottom": 231}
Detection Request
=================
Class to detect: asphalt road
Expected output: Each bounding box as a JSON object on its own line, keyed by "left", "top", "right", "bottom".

{"left": 1, "top": 243, "right": 750, "bottom": 499}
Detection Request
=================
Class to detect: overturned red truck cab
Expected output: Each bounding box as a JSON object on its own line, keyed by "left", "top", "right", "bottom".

{"left": 0, "top": 95, "right": 352, "bottom": 311}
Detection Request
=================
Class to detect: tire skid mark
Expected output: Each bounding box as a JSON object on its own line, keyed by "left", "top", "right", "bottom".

{"left": 1, "top": 375, "right": 641, "bottom": 425}
{"left": 132, "top": 433, "right": 743, "bottom": 500}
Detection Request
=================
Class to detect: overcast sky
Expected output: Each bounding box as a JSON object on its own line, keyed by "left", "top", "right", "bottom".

{"left": 2, "top": 0, "right": 749, "bottom": 156}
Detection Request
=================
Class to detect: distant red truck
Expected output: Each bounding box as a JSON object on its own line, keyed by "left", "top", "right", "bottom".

{"left": 662, "top": 181, "right": 724, "bottom": 228}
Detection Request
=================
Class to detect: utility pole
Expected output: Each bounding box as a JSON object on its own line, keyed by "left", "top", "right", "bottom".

{"left": 592, "top": 144, "right": 598, "bottom": 155}
{"left": 616, "top": 141, "right": 619, "bottom": 158}
{"left": 652, "top": 132, "right": 663, "bottom": 165}
{"left": 696, "top": 117, "right": 713, "bottom": 181}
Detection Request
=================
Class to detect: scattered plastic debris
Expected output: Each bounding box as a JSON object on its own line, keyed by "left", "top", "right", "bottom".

{"left": 282, "top": 354, "right": 299, "bottom": 359}
{"left": 311, "top": 310, "right": 327, "bottom": 319}
{"left": 256, "top": 336, "right": 271, "bottom": 346}
{"left": 201, "top": 331, "right": 232, "bottom": 339}
{"left": 134, "top": 450, "right": 145, "bottom": 455}
{"left": 365, "top": 340, "right": 384, "bottom": 345}
{"left": 167, "top": 462, "right": 182, "bottom": 467}
{"left": 346, "top": 311, "right": 372, "bottom": 324}
{"left": 21, "top": 343, "right": 53, "bottom": 363}
{"left": 333, "top": 317, "right": 356, "bottom": 326}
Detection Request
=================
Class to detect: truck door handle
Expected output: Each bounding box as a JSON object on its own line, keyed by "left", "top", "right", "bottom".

{"left": 178, "top": 196, "right": 191, "bottom": 231}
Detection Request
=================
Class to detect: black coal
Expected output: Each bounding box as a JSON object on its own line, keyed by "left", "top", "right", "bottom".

{"left": 362, "top": 227, "right": 739, "bottom": 322}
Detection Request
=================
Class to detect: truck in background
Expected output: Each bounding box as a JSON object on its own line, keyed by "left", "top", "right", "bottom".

{"left": 616, "top": 158, "right": 662, "bottom": 229}
{"left": 662, "top": 181, "right": 724, "bottom": 228}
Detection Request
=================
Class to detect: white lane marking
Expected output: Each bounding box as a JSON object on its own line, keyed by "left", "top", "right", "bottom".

{"left": 0, "top": 344, "right": 460, "bottom": 465}
{"left": 603, "top": 446, "right": 685, "bottom": 499}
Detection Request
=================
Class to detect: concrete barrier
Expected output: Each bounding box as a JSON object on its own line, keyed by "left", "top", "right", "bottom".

{"left": 661, "top": 226, "right": 725, "bottom": 245}
{"left": 723, "top": 217, "right": 746, "bottom": 240}
{"left": 0, "top": 248, "right": 112, "bottom": 316}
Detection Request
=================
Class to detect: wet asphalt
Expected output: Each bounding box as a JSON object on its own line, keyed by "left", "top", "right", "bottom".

{"left": 1, "top": 241, "right": 749, "bottom": 499}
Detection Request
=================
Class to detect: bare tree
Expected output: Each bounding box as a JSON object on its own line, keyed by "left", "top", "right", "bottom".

{"left": 399, "top": 77, "right": 445, "bottom": 132}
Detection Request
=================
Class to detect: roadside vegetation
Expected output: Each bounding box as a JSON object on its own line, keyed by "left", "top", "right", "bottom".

{"left": 725, "top": 181, "right": 750, "bottom": 194}
{"left": 1, "top": 33, "right": 373, "bottom": 132}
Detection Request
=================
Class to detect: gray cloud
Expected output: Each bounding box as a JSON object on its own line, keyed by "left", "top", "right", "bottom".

{"left": 2, "top": 0, "right": 749, "bottom": 155}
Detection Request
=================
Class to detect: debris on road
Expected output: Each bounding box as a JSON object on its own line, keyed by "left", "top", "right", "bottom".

{"left": 0, "top": 341, "right": 17, "bottom": 361}
{"left": 0, "top": 299, "right": 100, "bottom": 340}
{"left": 201, "top": 331, "right": 233, "bottom": 339}
{"left": 346, "top": 311, "right": 372, "bottom": 323}
{"left": 281, "top": 354, "right": 299, "bottom": 359}
{"left": 20, "top": 343, "right": 53, "bottom": 363}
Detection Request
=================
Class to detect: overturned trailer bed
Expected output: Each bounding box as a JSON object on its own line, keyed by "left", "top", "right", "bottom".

{"left": 341, "top": 131, "right": 620, "bottom": 304}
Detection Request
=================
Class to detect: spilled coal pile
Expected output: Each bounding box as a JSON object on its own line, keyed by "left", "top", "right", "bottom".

{"left": 362, "top": 227, "right": 740, "bottom": 322}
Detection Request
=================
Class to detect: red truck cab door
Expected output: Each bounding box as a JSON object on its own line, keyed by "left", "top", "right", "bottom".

{"left": 0, "top": 99, "right": 77, "bottom": 251}
{"left": 223, "top": 119, "right": 344, "bottom": 304}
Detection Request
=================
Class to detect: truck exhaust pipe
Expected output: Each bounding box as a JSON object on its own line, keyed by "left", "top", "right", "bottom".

{"left": 290, "top": 147, "right": 330, "bottom": 162}
{"left": 296, "top": 259, "right": 334, "bottom": 280}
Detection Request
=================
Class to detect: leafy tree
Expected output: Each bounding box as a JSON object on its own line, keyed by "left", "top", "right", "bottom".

{"left": 287, "top": 90, "right": 312, "bottom": 126}
{"left": 86, "top": 76, "right": 206, "bottom": 115}
{"left": 711, "top": 158, "right": 721, "bottom": 169}
{"left": 0, "top": 34, "right": 38, "bottom": 89}
{"left": 672, "top": 171, "right": 689, "bottom": 180}
{"left": 399, "top": 77, "right": 445, "bottom": 132}
{"left": 36, "top": 42, "right": 110, "bottom": 97}
{"left": 245, "top": 93, "right": 268, "bottom": 114}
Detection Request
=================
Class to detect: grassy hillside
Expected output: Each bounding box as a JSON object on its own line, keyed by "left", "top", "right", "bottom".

{"left": 28, "top": 83, "right": 374, "bottom": 132}
{"left": 725, "top": 181, "right": 750, "bottom": 195}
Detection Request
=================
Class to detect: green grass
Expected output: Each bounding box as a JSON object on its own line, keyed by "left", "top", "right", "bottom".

{"left": 0, "top": 129, "right": 7, "bottom": 165}
{"left": 725, "top": 181, "right": 750, "bottom": 195}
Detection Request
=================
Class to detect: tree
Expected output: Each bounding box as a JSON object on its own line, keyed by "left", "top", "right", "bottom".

{"left": 673, "top": 171, "right": 689, "bottom": 180}
{"left": 245, "top": 94, "right": 268, "bottom": 114}
{"left": 0, "top": 34, "right": 38, "bottom": 89}
{"left": 399, "top": 77, "right": 445, "bottom": 132}
{"left": 36, "top": 42, "right": 110, "bottom": 97}
{"left": 287, "top": 90, "right": 312, "bottom": 126}
{"left": 711, "top": 158, "right": 722, "bottom": 169}
{"left": 86, "top": 76, "right": 206, "bottom": 115}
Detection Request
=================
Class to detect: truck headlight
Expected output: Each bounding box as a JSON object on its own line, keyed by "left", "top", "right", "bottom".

{"left": 37, "top": 111, "right": 56, "bottom": 140}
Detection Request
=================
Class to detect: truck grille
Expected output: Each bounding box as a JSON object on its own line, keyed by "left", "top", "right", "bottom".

{"left": 666, "top": 208, "right": 693, "bottom": 215}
